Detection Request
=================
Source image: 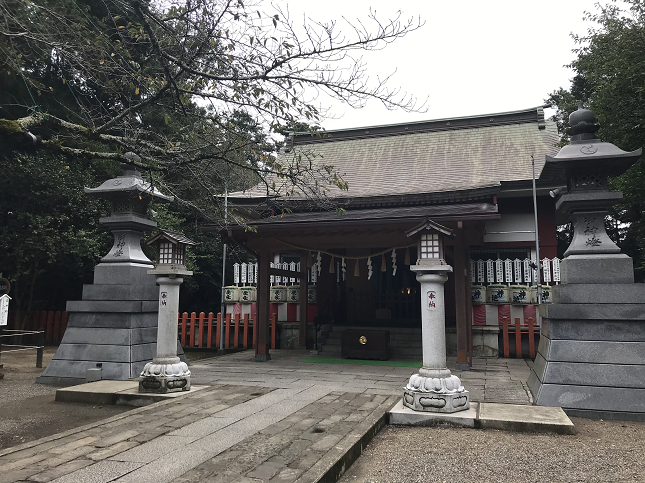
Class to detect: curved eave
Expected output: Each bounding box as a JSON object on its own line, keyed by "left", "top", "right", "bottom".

{"left": 545, "top": 148, "right": 642, "bottom": 163}
{"left": 84, "top": 184, "right": 174, "bottom": 203}
{"left": 204, "top": 202, "right": 499, "bottom": 235}
{"left": 541, "top": 147, "right": 642, "bottom": 182}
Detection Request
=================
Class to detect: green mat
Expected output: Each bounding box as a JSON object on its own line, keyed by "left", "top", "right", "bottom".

{"left": 299, "top": 357, "right": 421, "bottom": 367}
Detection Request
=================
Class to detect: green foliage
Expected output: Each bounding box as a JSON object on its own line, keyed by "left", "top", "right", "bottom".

{"left": 0, "top": 152, "right": 114, "bottom": 312}
{"left": 546, "top": 0, "right": 645, "bottom": 280}
{"left": 0, "top": 0, "right": 421, "bottom": 309}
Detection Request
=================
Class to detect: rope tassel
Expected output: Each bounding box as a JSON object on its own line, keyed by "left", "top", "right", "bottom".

{"left": 329, "top": 256, "right": 335, "bottom": 274}
{"left": 354, "top": 259, "right": 360, "bottom": 277}
{"left": 404, "top": 247, "right": 411, "bottom": 266}
{"left": 381, "top": 253, "right": 387, "bottom": 272}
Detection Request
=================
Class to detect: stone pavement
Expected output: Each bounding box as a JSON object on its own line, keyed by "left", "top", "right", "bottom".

{"left": 0, "top": 351, "right": 533, "bottom": 483}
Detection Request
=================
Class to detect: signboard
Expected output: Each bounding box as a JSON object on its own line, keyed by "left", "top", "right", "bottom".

{"left": 0, "top": 278, "right": 10, "bottom": 295}
{"left": 0, "top": 294, "right": 10, "bottom": 326}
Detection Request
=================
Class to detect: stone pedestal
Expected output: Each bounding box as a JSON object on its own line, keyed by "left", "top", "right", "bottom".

{"left": 139, "top": 274, "right": 191, "bottom": 393}
{"left": 528, "top": 273, "right": 645, "bottom": 420}
{"left": 37, "top": 262, "right": 185, "bottom": 385}
{"left": 403, "top": 265, "right": 470, "bottom": 413}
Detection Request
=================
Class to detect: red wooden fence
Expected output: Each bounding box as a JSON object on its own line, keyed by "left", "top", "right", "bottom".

{"left": 178, "top": 312, "right": 277, "bottom": 350}
{"left": 6, "top": 311, "right": 68, "bottom": 344}
{"left": 6, "top": 309, "right": 280, "bottom": 350}
{"left": 501, "top": 316, "right": 537, "bottom": 359}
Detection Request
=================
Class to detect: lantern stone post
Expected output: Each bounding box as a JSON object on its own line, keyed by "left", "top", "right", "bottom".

{"left": 403, "top": 220, "right": 470, "bottom": 413}
{"left": 140, "top": 230, "right": 196, "bottom": 393}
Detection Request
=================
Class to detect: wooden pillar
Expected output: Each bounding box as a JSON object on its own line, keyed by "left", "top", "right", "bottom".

{"left": 256, "top": 246, "right": 271, "bottom": 361}
{"left": 299, "top": 251, "right": 308, "bottom": 349}
{"left": 465, "top": 249, "right": 474, "bottom": 367}
{"left": 454, "top": 225, "right": 470, "bottom": 370}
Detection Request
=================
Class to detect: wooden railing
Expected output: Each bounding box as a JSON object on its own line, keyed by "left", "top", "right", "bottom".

{"left": 501, "top": 316, "right": 536, "bottom": 359}
{"left": 178, "top": 312, "right": 277, "bottom": 350}
{"left": 6, "top": 311, "right": 68, "bottom": 344}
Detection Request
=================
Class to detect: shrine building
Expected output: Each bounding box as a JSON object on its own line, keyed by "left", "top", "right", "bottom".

{"left": 207, "top": 106, "right": 563, "bottom": 366}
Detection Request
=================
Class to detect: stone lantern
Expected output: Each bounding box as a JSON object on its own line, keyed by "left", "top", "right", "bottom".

{"left": 85, "top": 155, "right": 174, "bottom": 266}
{"left": 543, "top": 106, "right": 641, "bottom": 268}
{"left": 529, "top": 105, "right": 645, "bottom": 418}
{"left": 37, "top": 157, "right": 178, "bottom": 385}
{"left": 139, "top": 230, "right": 196, "bottom": 393}
{"left": 402, "top": 219, "right": 470, "bottom": 413}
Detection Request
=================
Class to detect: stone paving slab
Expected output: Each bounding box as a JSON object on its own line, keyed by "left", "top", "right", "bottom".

{"left": 55, "top": 381, "right": 208, "bottom": 406}
{"left": 478, "top": 402, "right": 575, "bottom": 434}
{"left": 388, "top": 400, "right": 478, "bottom": 428}
{"left": 0, "top": 351, "right": 537, "bottom": 483}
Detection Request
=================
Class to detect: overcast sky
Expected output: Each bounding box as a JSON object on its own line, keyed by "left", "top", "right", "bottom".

{"left": 282, "top": 0, "right": 616, "bottom": 131}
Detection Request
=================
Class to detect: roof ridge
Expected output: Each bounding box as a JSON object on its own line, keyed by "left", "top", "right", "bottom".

{"left": 292, "top": 106, "right": 549, "bottom": 143}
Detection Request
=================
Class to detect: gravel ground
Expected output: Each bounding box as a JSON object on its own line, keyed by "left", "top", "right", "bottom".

{"left": 0, "top": 346, "right": 132, "bottom": 449}
{"left": 339, "top": 419, "right": 645, "bottom": 483}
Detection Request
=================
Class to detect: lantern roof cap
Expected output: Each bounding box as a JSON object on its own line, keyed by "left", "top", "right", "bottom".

{"left": 146, "top": 229, "right": 197, "bottom": 246}
{"left": 567, "top": 103, "right": 600, "bottom": 140}
{"left": 405, "top": 218, "right": 453, "bottom": 238}
{"left": 84, "top": 163, "right": 174, "bottom": 203}
{"left": 540, "top": 105, "right": 642, "bottom": 181}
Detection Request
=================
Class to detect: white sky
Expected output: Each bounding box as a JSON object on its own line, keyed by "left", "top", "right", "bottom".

{"left": 283, "top": 0, "right": 614, "bottom": 131}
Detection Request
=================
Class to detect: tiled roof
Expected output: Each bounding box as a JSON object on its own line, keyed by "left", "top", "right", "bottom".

{"left": 230, "top": 107, "right": 559, "bottom": 203}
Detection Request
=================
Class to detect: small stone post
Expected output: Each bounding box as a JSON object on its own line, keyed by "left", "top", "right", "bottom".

{"left": 403, "top": 220, "right": 470, "bottom": 413}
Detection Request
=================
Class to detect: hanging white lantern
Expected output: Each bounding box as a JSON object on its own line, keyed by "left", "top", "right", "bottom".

{"left": 477, "top": 260, "right": 485, "bottom": 283}
{"left": 486, "top": 260, "right": 494, "bottom": 284}
{"left": 523, "top": 258, "right": 532, "bottom": 283}
{"left": 542, "top": 258, "right": 552, "bottom": 284}
{"left": 552, "top": 258, "right": 561, "bottom": 284}
{"left": 241, "top": 262, "right": 247, "bottom": 284}
{"left": 504, "top": 259, "right": 513, "bottom": 283}
{"left": 495, "top": 259, "right": 504, "bottom": 283}
{"left": 233, "top": 262, "right": 240, "bottom": 285}
{"left": 513, "top": 259, "right": 522, "bottom": 283}
{"left": 289, "top": 261, "right": 297, "bottom": 284}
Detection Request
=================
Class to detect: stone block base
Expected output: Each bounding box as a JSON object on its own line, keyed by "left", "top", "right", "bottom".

{"left": 560, "top": 254, "right": 634, "bottom": 284}
{"left": 530, "top": 317, "right": 645, "bottom": 419}
{"left": 402, "top": 388, "right": 470, "bottom": 413}
{"left": 139, "top": 376, "right": 191, "bottom": 393}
